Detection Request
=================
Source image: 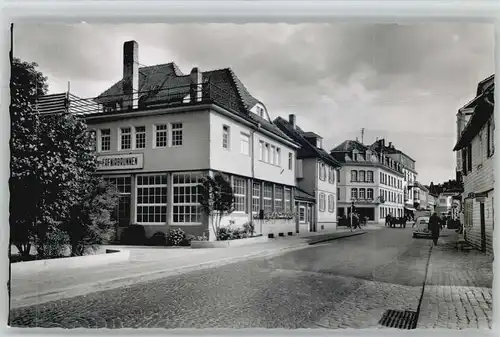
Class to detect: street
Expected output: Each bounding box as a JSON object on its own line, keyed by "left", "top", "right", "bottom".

{"left": 10, "top": 226, "right": 438, "bottom": 329}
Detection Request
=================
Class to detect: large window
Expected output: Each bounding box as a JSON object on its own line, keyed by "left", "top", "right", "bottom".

{"left": 172, "top": 172, "right": 203, "bottom": 224}
{"left": 276, "top": 148, "right": 281, "bottom": 166}
{"left": 359, "top": 170, "right": 366, "bottom": 182}
{"left": 328, "top": 194, "right": 334, "bottom": 213}
{"left": 351, "top": 188, "right": 358, "bottom": 199}
{"left": 359, "top": 188, "right": 366, "bottom": 199}
{"left": 232, "top": 177, "right": 247, "bottom": 212}
{"left": 252, "top": 182, "right": 261, "bottom": 213}
{"left": 136, "top": 174, "right": 167, "bottom": 224}
{"left": 120, "top": 127, "right": 132, "bottom": 150}
{"left": 263, "top": 183, "right": 273, "bottom": 213}
{"left": 240, "top": 133, "right": 250, "bottom": 156}
{"left": 135, "top": 126, "right": 146, "bottom": 149}
{"left": 319, "top": 163, "right": 326, "bottom": 181}
{"left": 274, "top": 186, "right": 284, "bottom": 213}
{"left": 154, "top": 124, "right": 168, "bottom": 148}
{"left": 351, "top": 170, "right": 357, "bottom": 182}
{"left": 367, "top": 170, "right": 373, "bottom": 183}
{"left": 367, "top": 188, "right": 374, "bottom": 200}
{"left": 100, "top": 128, "right": 111, "bottom": 152}
{"left": 288, "top": 152, "right": 293, "bottom": 170}
{"left": 270, "top": 145, "right": 276, "bottom": 165}
{"left": 284, "top": 188, "right": 291, "bottom": 212}
{"left": 319, "top": 193, "right": 326, "bottom": 212}
{"left": 260, "top": 141, "right": 265, "bottom": 161}
{"left": 222, "top": 125, "right": 230, "bottom": 149}
{"left": 171, "top": 123, "right": 183, "bottom": 146}
{"left": 104, "top": 176, "right": 131, "bottom": 226}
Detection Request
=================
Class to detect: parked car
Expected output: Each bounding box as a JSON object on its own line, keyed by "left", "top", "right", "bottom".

{"left": 412, "top": 216, "right": 432, "bottom": 238}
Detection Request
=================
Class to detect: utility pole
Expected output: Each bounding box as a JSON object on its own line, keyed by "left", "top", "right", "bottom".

{"left": 361, "top": 128, "right": 365, "bottom": 144}
{"left": 10, "top": 23, "right": 13, "bottom": 64}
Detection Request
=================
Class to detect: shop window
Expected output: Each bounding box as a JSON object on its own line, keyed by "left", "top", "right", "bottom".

{"left": 172, "top": 172, "right": 203, "bottom": 224}
{"left": 136, "top": 174, "right": 167, "bottom": 224}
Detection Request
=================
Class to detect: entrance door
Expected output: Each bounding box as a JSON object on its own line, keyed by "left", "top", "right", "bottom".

{"left": 480, "top": 202, "right": 486, "bottom": 252}
{"left": 308, "top": 205, "right": 314, "bottom": 232}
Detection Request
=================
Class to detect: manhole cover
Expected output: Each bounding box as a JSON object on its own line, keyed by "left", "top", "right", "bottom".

{"left": 378, "top": 309, "right": 418, "bottom": 329}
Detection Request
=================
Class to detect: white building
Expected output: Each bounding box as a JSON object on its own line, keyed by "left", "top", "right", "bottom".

{"left": 453, "top": 74, "right": 494, "bottom": 255}
{"left": 58, "top": 40, "right": 303, "bottom": 242}
{"left": 371, "top": 139, "right": 418, "bottom": 219}
{"left": 274, "top": 115, "right": 341, "bottom": 233}
{"left": 331, "top": 140, "right": 406, "bottom": 224}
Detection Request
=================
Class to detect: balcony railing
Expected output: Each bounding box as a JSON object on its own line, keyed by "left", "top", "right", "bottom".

{"left": 68, "top": 82, "right": 244, "bottom": 117}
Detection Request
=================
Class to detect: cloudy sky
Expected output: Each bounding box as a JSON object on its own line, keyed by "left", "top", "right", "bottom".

{"left": 14, "top": 23, "right": 494, "bottom": 185}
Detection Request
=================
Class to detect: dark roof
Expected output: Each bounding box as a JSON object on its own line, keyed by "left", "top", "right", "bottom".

{"left": 94, "top": 62, "right": 295, "bottom": 145}
{"left": 454, "top": 80, "right": 494, "bottom": 151}
{"left": 458, "top": 74, "right": 494, "bottom": 113}
{"left": 370, "top": 139, "right": 416, "bottom": 163}
{"left": 303, "top": 131, "right": 322, "bottom": 139}
{"left": 273, "top": 116, "right": 341, "bottom": 168}
{"left": 295, "top": 187, "right": 315, "bottom": 202}
{"left": 331, "top": 140, "right": 368, "bottom": 153}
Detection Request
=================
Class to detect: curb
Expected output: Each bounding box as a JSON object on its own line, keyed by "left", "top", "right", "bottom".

{"left": 11, "top": 243, "right": 310, "bottom": 309}
{"left": 308, "top": 231, "right": 367, "bottom": 245}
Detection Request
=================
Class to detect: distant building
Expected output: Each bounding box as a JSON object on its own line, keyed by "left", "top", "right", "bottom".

{"left": 274, "top": 115, "right": 341, "bottom": 233}
{"left": 370, "top": 139, "right": 418, "bottom": 219}
{"left": 415, "top": 182, "right": 429, "bottom": 211}
{"left": 331, "top": 140, "right": 405, "bottom": 224}
{"left": 453, "top": 74, "right": 494, "bottom": 255}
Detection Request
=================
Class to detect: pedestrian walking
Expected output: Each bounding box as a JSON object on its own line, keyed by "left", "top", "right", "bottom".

{"left": 429, "top": 212, "right": 441, "bottom": 245}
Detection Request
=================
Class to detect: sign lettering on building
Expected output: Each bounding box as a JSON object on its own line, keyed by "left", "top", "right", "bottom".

{"left": 96, "top": 154, "right": 144, "bottom": 171}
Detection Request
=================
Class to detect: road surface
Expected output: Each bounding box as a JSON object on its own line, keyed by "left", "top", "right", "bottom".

{"left": 10, "top": 226, "right": 433, "bottom": 329}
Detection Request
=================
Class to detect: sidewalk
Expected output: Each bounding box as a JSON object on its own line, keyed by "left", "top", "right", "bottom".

{"left": 11, "top": 229, "right": 368, "bottom": 309}
{"left": 417, "top": 229, "right": 493, "bottom": 330}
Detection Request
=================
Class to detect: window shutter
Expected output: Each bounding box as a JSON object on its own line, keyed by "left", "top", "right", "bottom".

{"left": 467, "top": 143, "right": 473, "bottom": 172}
{"left": 462, "top": 148, "right": 467, "bottom": 175}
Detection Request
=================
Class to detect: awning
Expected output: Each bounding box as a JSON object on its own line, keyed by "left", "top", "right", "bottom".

{"left": 294, "top": 187, "right": 315, "bottom": 202}
{"left": 404, "top": 207, "right": 416, "bottom": 212}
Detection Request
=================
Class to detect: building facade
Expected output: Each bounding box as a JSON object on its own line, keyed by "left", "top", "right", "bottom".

{"left": 453, "top": 74, "right": 494, "bottom": 255}
{"left": 274, "top": 114, "right": 341, "bottom": 232}
{"left": 331, "top": 140, "right": 405, "bottom": 224}
{"left": 371, "top": 139, "right": 418, "bottom": 219}
{"left": 58, "top": 40, "right": 303, "bottom": 241}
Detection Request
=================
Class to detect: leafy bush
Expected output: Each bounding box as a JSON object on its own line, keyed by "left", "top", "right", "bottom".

{"left": 242, "top": 221, "right": 255, "bottom": 236}
{"left": 148, "top": 232, "right": 167, "bottom": 246}
{"left": 35, "top": 227, "right": 69, "bottom": 259}
{"left": 121, "top": 225, "right": 147, "bottom": 245}
{"left": 167, "top": 228, "right": 186, "bottom": 246}
{"left": 217, "top": 227, "right": 233, "bottom": 241}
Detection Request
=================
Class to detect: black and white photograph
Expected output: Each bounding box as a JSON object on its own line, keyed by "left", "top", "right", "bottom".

{"left": 8, "top": 21, "right": 494, "bottom": 330}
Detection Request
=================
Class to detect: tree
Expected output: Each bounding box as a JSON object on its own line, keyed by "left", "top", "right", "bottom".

{"left": 63, "top": 177, "right": 119, "bottom": 256}
{"left": 9, "top": 58, "right": 48, "bottom": 257}
{"left": 198, "top": 173, "right": 235, "bottom": 241}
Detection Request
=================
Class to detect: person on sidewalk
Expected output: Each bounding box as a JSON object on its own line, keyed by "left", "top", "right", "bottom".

{"left": 429, "top": 212, "right": 441, "bottom": 245}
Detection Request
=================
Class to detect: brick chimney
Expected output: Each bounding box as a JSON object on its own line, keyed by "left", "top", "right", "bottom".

{"left": 190, "top": 67, "right": 202, "bottom": 102}
{"left": 289, "top": 114, "right": 296, "bottom": 129}
{"left": 123, "top": 40, "right": 139, "bottom": 110}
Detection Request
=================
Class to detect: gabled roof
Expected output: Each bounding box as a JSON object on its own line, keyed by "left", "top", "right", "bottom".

{"left": 370, "top": 139, "right": 416, "bottom": 162}
{"left": 273, "top": 116, "right": 341, "bottom": 168}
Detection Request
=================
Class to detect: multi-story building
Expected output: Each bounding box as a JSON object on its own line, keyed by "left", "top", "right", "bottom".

{"left": 415, "top": 182, "right": 429, "bottom": 211}
{"left": 330, "top": 140, "right": 405, "bottom": 224}
{"left": 453, "top": 74, "right": 494, "bottom": 254}
{"left": 456, "top": 75, "right": 494, "bottom": 185}
{"left": 274, "top": 114, "right": 342, "bottom": 233}
{"left": 371, "top": 139, "right": 418, "bottom": 219}
{"left": 40, "top": 40, "right": 303, "bottom": 242}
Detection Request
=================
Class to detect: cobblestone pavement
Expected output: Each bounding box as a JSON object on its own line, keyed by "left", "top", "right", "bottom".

{"left": 10, "top": 226, "right": 432, "bottom": 329}
{"left": 417, "top": 229, "right": 493, "bottom": 330}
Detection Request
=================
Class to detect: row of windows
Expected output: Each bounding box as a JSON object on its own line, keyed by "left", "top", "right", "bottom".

{"left": 222, "top": 125, "right": 294, "bottom": 170}
{"left": 380, "top": 172, "right": 402, "bottom": 189}
{"left": 350, "top": 188, "right": 374, "bottom": 200}
{"left": 93, "top": 123, "right": 183, "bottom": 152}
{"left": 380, "top": 189, "right": 403, "bottom": 204}
{"left": 350, "top": 170, "right": 374, "bottom": 183}
{"left": 320, "top": 163, "right": 337, "bottom": 185}
{"left": 104, "top": 173, "right": 295, "bottom": 225}
{"left": 462, "top": 119, "right": 495, "bottom": 176}
{"left": 318, "top": 193, "right": 335, "bottom": 213}
{"left": 351, "top": 150, "right": 403, "bottom": 173}
{"left": 380, "top": 207, "right": 404, "bottom": 218}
